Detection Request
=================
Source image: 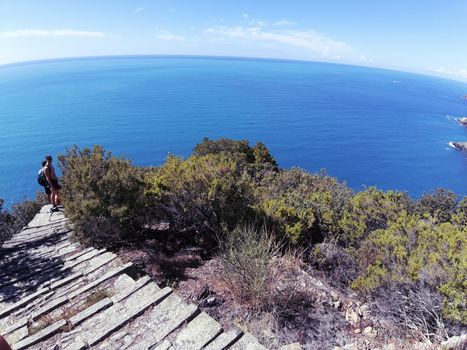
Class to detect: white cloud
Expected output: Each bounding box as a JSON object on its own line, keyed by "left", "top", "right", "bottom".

{"left": 0, "top": 29, "right": 106, "bottom": 38}
{"left": 429, "top": 67, "right": 467, "bottom": 80}
{"left": 133, "top": 6, "right": 145, "bottom": 13}
{"left": 204, "top": 26, "right": 355, "bottom": 59}
{"left": 156, "top": 33, "right": 186, "bottom": 42}
{"left": 250, "top": 20, "right": 266, "bottom": 27}
{"left": 273, "top": 20, "right": 296, "bottom": 26}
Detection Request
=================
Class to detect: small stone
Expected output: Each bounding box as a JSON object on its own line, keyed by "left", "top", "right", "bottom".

{"left": 279, "top": 342, "right": 302, "bottom": 350}
{"left": 382, "top": 344, "right": 396, "bottom": 350}
{"left": 354, "top": 328, "right": 361, "bottom": 334}
{"left": 363, "top": 326, "right": 372, "bottom": 334}
{"left": 441, "top": 334, "right": 467, "bottom": 350}
{"left": 332, "top": 300, "right": 341, "bottom": 309}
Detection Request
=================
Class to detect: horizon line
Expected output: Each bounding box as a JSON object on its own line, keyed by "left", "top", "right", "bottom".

{"left": 1, "top": 54, "right": 467, "bottom": 85}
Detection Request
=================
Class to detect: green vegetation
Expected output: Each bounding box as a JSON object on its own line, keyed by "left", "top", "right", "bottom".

{"left": 57, "top": 145, "right": 146, "bottom": 246}
{"left": 55, "top": 138, "right": 465, "bottom": 327}
{"left": 0, "top": 193, "right": 46, "bottom": 246}
{"left": 1, "top": 137, "right": 464, "bottom": 345}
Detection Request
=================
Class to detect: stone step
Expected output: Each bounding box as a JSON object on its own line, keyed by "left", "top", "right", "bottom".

{"left": 203, "top": 329, "right": 242, "bottom": 350}
{"left": 12, "top": 319, "right": 66, "bottom": 350}
{"left": 0, "top": 249, "right": 110, "bottom": 313}
{"left": 124, "top": 294, "right": 199, "bottom": 350}
{"left": 67, "top": 262, "right": 133, "bottom": 300}
{"left": 0, "top": 287, "right": 50, "bottom": 319}
{"left": 229, "top": 332, "right": 267, "bottom": 350}
{"left": 64, "top": 284, "right": 173, "bottom": 350}
{"left": 3, "top": 254, "right": 117, "bottom": 315}
{"left": 172, "top": 311, "right": 222, "bottom": 350}
{"left": 68, "top": 297, "right": 113, "bottom": 327}
{"left": 0, "top": 239, "right": 76, "bottom": 276}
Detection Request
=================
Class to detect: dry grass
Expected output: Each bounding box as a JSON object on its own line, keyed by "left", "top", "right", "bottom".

{"left": 220, "top": 225, "right": 281, "bottom": 305}
{"left": 83, "top": 288, "right": 112, "bottom": 308}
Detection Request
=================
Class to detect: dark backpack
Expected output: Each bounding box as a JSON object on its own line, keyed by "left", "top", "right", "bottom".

{"left": 37, "top": 168, "right": 48, "bottom": 186}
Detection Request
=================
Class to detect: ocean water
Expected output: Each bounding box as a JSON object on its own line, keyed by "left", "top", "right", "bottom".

{"left": 0, "top": 56, "right": 466, "bottom": 206}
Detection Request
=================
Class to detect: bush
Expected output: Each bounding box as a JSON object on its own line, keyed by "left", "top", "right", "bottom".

{"left": 310, "top": 242, "right": 358, "bottom": 289}
{"left": 371, "top": 281, "right": 448, "bottom": 343}
{"left": 339, "top": 187, "right": 412, "bottom": 246}
{"left": 0, "top": 193, "right": 46, "bottom": 248}
{"left": 11, "top": 191, "right": 47, "bottom": 229}
{"left": 351, "top": 211, "right": 467, "bottom": 323}
{"left": 220, "top": 225, "right": 281, "bottom": 303}
{"left": 147, "top": 153, "right": 254, "bottom": 242}
{"left": 0, "top": 199, "right": 14, "bottom": 247}
{"left": 415, "top": 188, "right": 459, "bottom": 223}
{"left": 58, "top": 145, "right": 146, "bottom": 246}
{"left": 193, "top": 137, "right": 278, "bottom": 181}
{"left": 256, "top": 168, "right": 352, "bottom": 244}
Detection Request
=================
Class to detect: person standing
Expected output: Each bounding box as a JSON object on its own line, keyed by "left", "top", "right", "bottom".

{"left": 38, "top": 160, "right": 51, "bottom": 203}
{"left": 44, "top": 155, "right": 61, "bottom": 211}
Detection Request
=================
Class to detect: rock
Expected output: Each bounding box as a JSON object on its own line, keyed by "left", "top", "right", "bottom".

{"left": 332, "top": 299, "right": 342, "bottom": 309}
{"left": 382, "top": 344, "right": 396, "bottom": 350}
{"left": 450, "top": 142, "right": 467, "bottom": 151}
{"left": 279, "top": 342, "right": 302, "bottom": 350}
{"left": 441, "top": 334, "right": 467, "bottom": 350}
{"left": 354, "top": 328, "right": 361, "bottom": 334}
{"left": 333, "top": 344, "right": 358, "bottom": 350}
{"left": 345, "top": 306, "right": 360, "bottom": 324}
{"left": 363, "top": 326, "right": 372, "bottom": 334}
{"left": 457, "top": 117, "right": 467, "bottom": 126}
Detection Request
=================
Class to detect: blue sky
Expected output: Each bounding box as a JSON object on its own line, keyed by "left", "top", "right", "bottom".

{"left": 1, "top": 0, "right": 466, "bottom": 81}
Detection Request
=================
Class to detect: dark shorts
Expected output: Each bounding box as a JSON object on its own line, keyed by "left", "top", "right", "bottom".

{"left": 44, "top": 185, "right": 51, "bottom": 195}
{"left": 51, "top": 179, "right": 61, "bottom": 191}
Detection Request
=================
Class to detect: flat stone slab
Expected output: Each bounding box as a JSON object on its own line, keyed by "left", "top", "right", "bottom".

{"left": 13, "top": 319, "right": 66, "bottom": 350}
{"left": 204, "top": 329, "right": 242, "bottom": 350}
{"left": 125, "top": 294, "right": 198, "bottom": 350}
{"left": 28, "top": 209, "right": 67, "bottom": 228}
{"left": 68, "top": 297, "right": 113, "bottom": 327}
{"left": 64, "top": 285, "right": 172, "bottom": 350}
{"left": 172, "top": 311, "right": 222, "bottom": 349}
{"left": 230, "top": 332, "right": 268, "bottom": 350}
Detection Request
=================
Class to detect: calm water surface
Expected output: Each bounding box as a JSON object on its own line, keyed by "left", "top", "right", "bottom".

{"left": 0, "top": 56, "right": 466, "bottom": 205}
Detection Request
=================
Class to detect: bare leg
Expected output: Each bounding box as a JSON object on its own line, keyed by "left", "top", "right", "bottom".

{"left": 51, "top": 189, "right": 58, "bottom": 207}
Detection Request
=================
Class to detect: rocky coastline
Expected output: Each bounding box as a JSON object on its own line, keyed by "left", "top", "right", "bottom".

{"left": 450, "top": 141, "right": 467, "bottom": 151}
{"left": 456, "top": 117, "right": 467, "bottom": 126}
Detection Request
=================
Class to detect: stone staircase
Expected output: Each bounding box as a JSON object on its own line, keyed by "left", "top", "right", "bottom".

{"left": 0, "top": 206, "right": 266, "bottom": 350}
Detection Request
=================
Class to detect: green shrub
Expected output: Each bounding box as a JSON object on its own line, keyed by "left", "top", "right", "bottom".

{"left": 193, "top": 137, "right": 278, "bottom": 181}
{"left": 146, "top": 153, "right": 253, "bottom": 241}
{"left": 0, "top": 199, "right": 14, "bottom": 247}
{"left": 11, "top": 191, "right": 47, "bottom": 229}
{"left": 256, "top": 168, "right": 352, "bottom": 244}
{"left": 339, "top": 187, "right": 412, "bottom": 245}
{"left": 58, "top": 145, "right": 146, "bottom": 246}
{"left": 415, "top": 188, "right": 459, "bottom": 223}
{"left": 0, "top": 193, "right": 46, "bottom": 247}
{"left": 351, "top": 211, "right": 467, "bottom": 323}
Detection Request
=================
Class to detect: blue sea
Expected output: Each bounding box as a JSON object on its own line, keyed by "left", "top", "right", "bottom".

{"left": 0, "top": 56, "right": 466, "bottom": 206}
